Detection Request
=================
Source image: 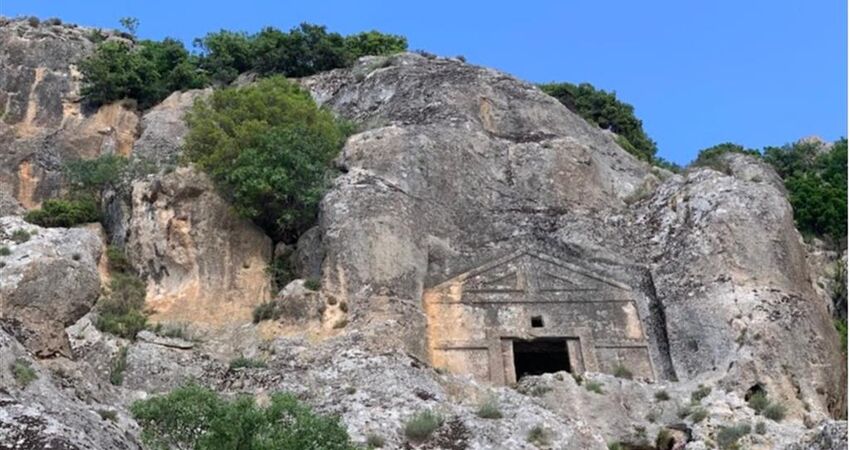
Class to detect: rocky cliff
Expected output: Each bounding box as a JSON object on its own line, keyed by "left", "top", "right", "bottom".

{"left": 0, "top": 18, "right": 846, "bottom": 450}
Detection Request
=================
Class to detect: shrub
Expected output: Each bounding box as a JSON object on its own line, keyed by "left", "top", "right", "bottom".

{"left": 97, "top": 409, "right": 118, "bottom": 421}
{"left": 654, "top": 390, "right": 671, "bottom": 402}
{"left": 656, "top": 428, "right": 674, "bottom": 449}
{"left": 10, "top": 229, "right": 30, "bottom": 243}
{"left": 96, "top": 272, "right": 148, "bottom": 339}
{"left": 252, "top": 301, "right": 282, "bottom": 323}
{"left": 539, "top": 82, "right": 657, "bottom": 162}
{"left": 365, "top": 433, "right": 385, "bottom": 448}
{"left": 691, "top": 384, "right": 711, "bottom": 403}
{"left": 10, "top": 359, "right": 37, "bottom": 387}
{"left": 613, "top": 364, "right": 633, "bottom": 379}
{"left": 184, "top": 76, "right": 350, "bottom": 242}
{"left": 109, "top": 346, "right": 128, "bottom": 386}
{"left": 304, "top": 278, "right": 321, "bottom": 291}
{"left": 0, "top": 246, "right": 10, "bottom": 256}
{"left": 692, "top": 142, "right": 760, "bottom": 172}
{"left": 690, "top": 407, "right": 708, "bottom": 423}
{"left": 716, "top": 423, "right": 751, "bottom": 449}
{"left": 24, "top": 197, "right": 100, "bottom": 227}
{"left": 64, "top": 155, "right": 129, "bottom": 195}
{"left": 762, "top": 402, "right": 786, "bottom": 422}
{"left": 106, "top": 245, "right": 132, "bottom": 273}
{"left": 404, "top": 410, "right": 443, "bottom": 441}
{"left": 747, "top": 390, "right": 769, "bottom": 413}
{"left": 132, "top": 384, "right": 354, "bottom": 449}
{"left": 527, "top": 425, "right": 550, "bottom": 447}
{"left": 79, "top": 39, "right": 206, "bottom": 109}
{"left": 754, "top": 421, "right": 766, "bottom": 435}
{"left": 607, "top": 443, "right": 623, "bottom": 450}
{"left": 585, "top": 380, "right": 604, "bottom": 394}
{"left": 475, "top": 396, "right": 502, "bottom": 419}
{"left": 229, "top": 356, "right": 267, "bottom": 370}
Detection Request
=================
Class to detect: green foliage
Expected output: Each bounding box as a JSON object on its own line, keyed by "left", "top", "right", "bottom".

{"left": 184, "top": 76, "right": 349, "bottom": 241}
{"left": 132, "top": 384, "right": 354, "bottom": 450}
{"left": 304, "top": 279, "right": 321, "bottom": 291}
{"left": 252, "top": 301, "right": 282, "bottom": 324}
{"left": 267, "top": 255, "right": 296, "bottom": 291}
{"left": 656, "top": 428, "right": 674, "bottom": 449}
{"left": 765, "top": 138, "right": 847, "bottom": 242}
{"left": 366, "top": 433, "right": 386, "bottom": 448}
{"left": 475, "top": 396, "right": 503, "bottom": 419}
{"left": 691, "top": 384, "right": 711, "bottom": 403}
{"left": 527, "top": 425, "right": 551, "bottom": 447}
{"left": 229, "top": 356, "right": 267, "bottom": 370}
{"left": 0, "top": 246, "right": 10, "bottom": 256}
{"left": 96, "top": 256, "right": 148, "bottom": 339}
{"left": 344, "top": 31, "right": 408, "bottom": 59}
{"left": 109, "top": 346, "right": 129, "bottom": 386}
{"left": 119, "top": 17, "right": 139, "bottom": 36}
{"left": 195, "top": 24, "right": 408, "bottom": 84}
{"left": 79, "top": 39, "right": 206, "bottom": 109}
{"left": 106, "top": 245, "right": 132, "bottom": 273}
{"left": 654, "top": 390, "right": 671, "bottom": 402}
{"left": 24, "top": 197, "right": 101, "bottom": 227}
{"left": 692, "top": 142, "right": 760, "bottom": 172}
{"left": 403, "top": 410, "right": 443, "bottom": 441}
{"left": 540, "top": 82, "right": 657, "bottom": 162}
{"left": 10, "top": 229, "right": 29, "bottom": 244}
{"left": 607, "top": 443, "right": 623, "bottom": 450}
{"left": 836, "top": 318, "right": 848, "bottom": 353}
{"left": 10, "top": 358, "right": 37, "bottom": 387}
{"left": 585, "top": 380, "right": 604, "bottom": 394}
{"left": 689, "top": 407, "right": 708, "bottom": 423}
{"left": 747, "top": 391, "right": 769, "bottom": 413}
{"left": 762, "top": 402, "right": 786, "bottom": 422}
{"left": 613, "top": 364, "right": 633, "bottom": 379}
{"left": 716, "top": 423, "right": 751, "bottom": 449}
{"left": 65, "top": 154, "right": 129, "bottom": 195}
{"left": 754, "top": 421, "right": 767, "bottom": 435}
{"left": 97, "top": 409, "right": 118, "bottom": 421}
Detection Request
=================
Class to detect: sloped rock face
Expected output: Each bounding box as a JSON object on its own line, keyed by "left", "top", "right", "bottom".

{"left": 634, "top": 153, "right": 845, "bottom": 419}
{"left": 125, "top": 167, "right": 273, "bottom": 327}
{"left": 0, "top": 216, "right": 102, "bottom": 356}
{"left": 130, "top": 88, "right": 210, "bottom": 167}
{"left": 303, "top": 54, "right": 845, "bottom": 419}
{"left": 0, "top": 18, "right": 139, "bottom": 208}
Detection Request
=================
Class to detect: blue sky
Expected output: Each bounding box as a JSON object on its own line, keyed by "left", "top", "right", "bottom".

{"left": 2, "top": 0, "right": 846, "bottom": 164}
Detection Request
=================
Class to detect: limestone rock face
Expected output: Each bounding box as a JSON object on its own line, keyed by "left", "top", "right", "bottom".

{"left": 303, "top": 54, "right": 845, "bottom": 418}
{"left": 126, "top": 167, "right": 273, "bottom": 327}
{"left": 131, "top": 88, "right": 210, "bottom": 167}
{"left": 0, "top": 18, "right": 140, "bottom": 208}
{"left": 0, "top": 216, "right": 102, "bottom": 356}
{"left": 635, "top": 153, "right": 845, "bottom": 418}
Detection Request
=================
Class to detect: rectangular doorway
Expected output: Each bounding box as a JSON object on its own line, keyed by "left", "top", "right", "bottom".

{"left": 513, "top": 338, "right": 570, "bottom": 379}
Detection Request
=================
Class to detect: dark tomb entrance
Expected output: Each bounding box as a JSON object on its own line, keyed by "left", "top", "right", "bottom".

{"left": 513, "top": 338, "right": 570, "bottom": 379}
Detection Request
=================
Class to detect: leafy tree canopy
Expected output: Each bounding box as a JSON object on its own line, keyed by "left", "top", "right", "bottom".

{"left": 540, "top": 82, "right": 658, "bottom": 162}
{"left": 183, "top": 76, "right": 351, "bottom": 242}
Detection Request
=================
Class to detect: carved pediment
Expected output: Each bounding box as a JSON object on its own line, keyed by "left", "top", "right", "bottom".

{"left": 438, "top": 250, "right": 630, "bottom": 296}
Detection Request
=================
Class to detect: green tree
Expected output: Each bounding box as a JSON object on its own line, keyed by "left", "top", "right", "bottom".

{"left": 193, "top": 30, "right": 255, "bottom": 84}
{"left": 540, "top": 82, "right": 657, "bottom": 162}
{"left": 183, "top": 76, "right": 349, "bottom": 242}
{"left": 119, "top": 17, "right": 139, "bottom": 36}
{"left": 344, "top": 30, "right": 408, "bottom": 58}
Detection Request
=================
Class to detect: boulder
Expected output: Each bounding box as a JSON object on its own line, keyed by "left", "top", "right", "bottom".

{"left": 126, "top": 167, "right": 273, "bottom": 327}
{"left": 0, "top": 216, "right": 102, "bottom": 356}
{"left": 131, "top": 88, "right": 211, "bottom": 167}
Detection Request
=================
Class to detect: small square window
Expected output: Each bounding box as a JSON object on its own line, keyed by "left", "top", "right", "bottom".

{"left": 531, "top": 315, "right": 544, "bottom": 328}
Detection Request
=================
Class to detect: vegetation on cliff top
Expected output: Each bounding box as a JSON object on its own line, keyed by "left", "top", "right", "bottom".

{"left": 79, "top": 19, "right": 407, "bottom": 109}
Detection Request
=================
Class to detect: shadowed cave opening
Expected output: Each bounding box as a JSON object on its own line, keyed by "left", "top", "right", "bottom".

{"left": 513, "top": 338, "right": 570, "bottom": 379}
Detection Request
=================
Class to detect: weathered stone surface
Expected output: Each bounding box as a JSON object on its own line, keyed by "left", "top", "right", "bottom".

{"left": 302, "top": 54, "right": 845, "bottom": 421}
{"left": 0, "top": 327, "right": 142, "bottom": 450}
{"left": 131, "top": 88, "right": 210, "bottom": 167}
{"left": 0, "top": 18, "right": 139, "bottom": 208}
{"left": 126, "top": 167, "right": 273, "bottom": 327}
{"left": 0, "top": 216, "right": 102, "bottom": 356}
{"left": 785, "top": 420, "right": 848, "bottom": 450}
{"left": 635, "top": 154, "right": 845, "bottom": 418}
